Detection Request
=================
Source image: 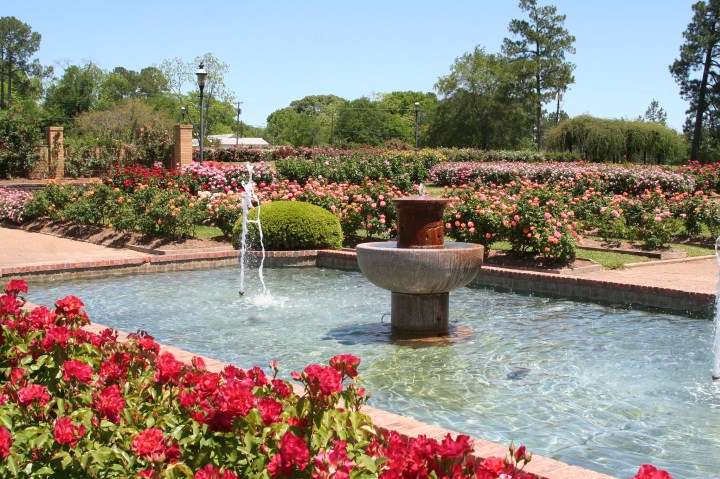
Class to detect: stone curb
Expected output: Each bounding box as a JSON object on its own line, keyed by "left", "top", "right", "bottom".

{"left": 619, "top": 254, "right": 716, "bottom": 269}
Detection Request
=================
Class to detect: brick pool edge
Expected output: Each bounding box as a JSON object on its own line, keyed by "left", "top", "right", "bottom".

{"left": 3, "top": 248, "right": 714, "bottom": 317}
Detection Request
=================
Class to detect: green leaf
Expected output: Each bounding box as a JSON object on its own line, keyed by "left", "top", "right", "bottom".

{"left": 0, "top": 415, "right": 12, "bottom": 429}
{"left": 6, "top": 456, "right": 19, "bottom": 477}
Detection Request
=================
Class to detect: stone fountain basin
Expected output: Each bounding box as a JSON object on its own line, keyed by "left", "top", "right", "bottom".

{"left": 356, "top": 241, "right": 484, "bottom": 295}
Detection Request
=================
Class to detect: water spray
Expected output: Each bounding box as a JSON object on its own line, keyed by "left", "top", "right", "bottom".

{"left": 713, "top": 235, "right": 720, "bottom": 380}
{"left": 238, "top": 162, "right": 266, "bottom": 296}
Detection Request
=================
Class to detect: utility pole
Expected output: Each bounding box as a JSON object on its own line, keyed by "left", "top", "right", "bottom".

{"left": 236, "top": 101, "right": 243, "bottom": 146}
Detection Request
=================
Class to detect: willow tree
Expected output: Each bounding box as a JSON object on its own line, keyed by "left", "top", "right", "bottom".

{"left": 502, "top": 0, "right": 575, "bottom": 150}
{"left": 670, "top": 0, "right": 720, "bottom": 161}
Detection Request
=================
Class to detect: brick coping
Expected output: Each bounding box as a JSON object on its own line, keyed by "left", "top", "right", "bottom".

{"left": 77, "top": 322, "right": 616, "bottom": 479}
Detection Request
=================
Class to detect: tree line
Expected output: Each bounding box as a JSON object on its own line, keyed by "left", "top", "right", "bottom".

{"left": 1, "top": 0, "right": 719, "bottom": 165}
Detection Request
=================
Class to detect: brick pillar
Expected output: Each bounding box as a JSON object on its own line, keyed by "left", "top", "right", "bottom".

{"left": 46, "top": 126, "right": 64, "bottom": 178}
{"left": 170, "top": 124, "right": 194, "bottom": 170}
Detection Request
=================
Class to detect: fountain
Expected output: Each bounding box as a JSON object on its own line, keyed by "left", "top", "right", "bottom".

{"left": 355, "top": 194, "right": 484, "bottom": 337}
{"left": 238, "top": 162, "right": 266, "bottom": 296}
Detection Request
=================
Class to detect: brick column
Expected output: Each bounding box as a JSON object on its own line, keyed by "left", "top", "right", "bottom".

{"left": 170, "top": 124, "right": 194, "bottom": 170}
{"left": 46, "top": 126, "right": 64, "bottom": 178}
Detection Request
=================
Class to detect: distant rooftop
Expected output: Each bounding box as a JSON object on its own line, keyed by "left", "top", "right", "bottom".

{"left": 192, "top": 135, "right": 269, "bottom": 149}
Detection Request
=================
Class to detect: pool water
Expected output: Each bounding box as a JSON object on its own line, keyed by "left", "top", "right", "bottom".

{"left": 29, "top": 267, "right": 720, "bottom": 479}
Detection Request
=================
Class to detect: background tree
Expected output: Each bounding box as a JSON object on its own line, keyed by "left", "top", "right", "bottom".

{"left": 0, "top": 110, "right": 41, "bottom": 178}
{"left": 158, "top": 54, "right": 238, "bottom": 140}
{"left": 333, "top": 97, "right": 408, "bottom": 147}
{"left": 670, "top": 0, "right": 720, "bottom": 162}
{"left": 73, "top": 97, "right": 174, "bottom": 144}
{"left": 428, "top": 47, "right": 533, "bottom": 149}
{"left": 43, "top": 62, "right": 104, "bottom": 128}
{"left": 0, "top": 16, "right": 42, "bottom": 110}
{"left": 375, "top": 91, "right": 438, "bottom": 147}
{"left": 265, "top": 94, "right": 343, "bottom": 146}
{"left": 502, "top": 0, "right": 576, "bottom": 150}
{"left": 641, "top": 99, "right": 668, "bottom": 125}
{"left": 266, "top": 107, "right": 323, "bottom": 146}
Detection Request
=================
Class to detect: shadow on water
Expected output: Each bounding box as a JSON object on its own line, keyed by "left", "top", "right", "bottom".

{"left": 323, "top": 321, "right": 474, "bottom": 349}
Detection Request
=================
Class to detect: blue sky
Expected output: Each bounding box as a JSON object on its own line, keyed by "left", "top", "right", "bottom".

{"left": 6, "top": 1, "right": 695, "bottom": 131}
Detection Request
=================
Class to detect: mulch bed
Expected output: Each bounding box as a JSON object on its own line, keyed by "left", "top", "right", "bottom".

{"left": 16, "top": 219, "right": 228, "bottom": 251}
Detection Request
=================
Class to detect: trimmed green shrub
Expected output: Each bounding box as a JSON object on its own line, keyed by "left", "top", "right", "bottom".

{"left": 232, "top": 200, "right": 343, "bottom": 250}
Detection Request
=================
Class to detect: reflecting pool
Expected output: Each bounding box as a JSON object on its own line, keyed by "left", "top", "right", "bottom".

{"left": 29, "top": 267, "right": 720, "bottom": 479}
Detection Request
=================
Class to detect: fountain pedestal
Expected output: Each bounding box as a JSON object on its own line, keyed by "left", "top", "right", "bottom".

{"left": 356, "top": 196, "right": 483, "bottom": 337}
{"left": 391, "top": 292, "right": 448, "bottom": 335}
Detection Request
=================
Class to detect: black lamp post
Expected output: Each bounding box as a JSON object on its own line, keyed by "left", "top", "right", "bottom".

{"left": 196, "top": 64, "right": 207, "bottom": 162}
{"left": 414, "top": 101, "right": 420, "bottom": 149}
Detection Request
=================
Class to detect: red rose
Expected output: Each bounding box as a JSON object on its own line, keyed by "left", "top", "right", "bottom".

{"left": 94, "top": 385, "right": 125, "bottom": 423}
{"left": 0, "top": 426, "right": 12, "bottom": 459}
{"left": 437, "top": 433, "right": 471, "bottom": 460}
{"left": 633, "top": 464, "right": 673, "bottom": 479}
{"left": 0, "top": 294, "right": 21, "bottom": 316}
{"left": 54, "top": 417, "right": 87, "bottom": 447}
{"left": 271, "top": 379, "right": 292, "bottom": 399}
{"left": 154, "top": 351, "right": 184, "bottom": 384}
{"left": 195, "top": 464, "right": 239, "bottom": 479}
{"left": 480, "top": 456, "right": 506, "bottom": 476}
{"left": 63, "top": 359, "right": 94, "bottom": 384}
{"left": 258, "top": 397, "right": 283, "bottom": 426}
{"left": 514, "top": 444, "right": 527, "bottom": 462}
{"left": 17, "top": 384, "right": 51, "bottom": 407}
{"left": 4, "top": 280, "right": 27, "bottom": 296}
{"left": 132, "top": 428, "right": 167, "bottom": 462}
{"left": 280, "top": 432, "right": 309, "bottom": 470}
{"left": 329, "top": 354, "right": 361, "bottom": 378}
{"left": 27, "top": 306, "right": 57, "bottom": 330}
{"left": 217, "top": 379, "right": 256, "bottom": 418}
{"left": 313, "top": 440, "right": 352, "bottom": 479}
{"left": 55, "top": 295, "right": 88, "bottom": 325}
{"left": 267, "top": 432, "right": 310, "bottom": 478}
{"left": 41, "top": 325, "right": 72, "bottom": 351}
{"left": 301, "top": 364, "right": 343, "bottom": 399}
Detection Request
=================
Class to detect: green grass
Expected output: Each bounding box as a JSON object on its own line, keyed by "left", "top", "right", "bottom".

{"left": 490, "top": 240, "right": 651, "bottom": 269}
{"left": 669, "top": 242, "right": 714, "bottom": 257}
{"left": 193, "top": 225, "right": 225, "bottom": 239}
{"left": 574, "top": 248, "right": 651, "bottom": 269}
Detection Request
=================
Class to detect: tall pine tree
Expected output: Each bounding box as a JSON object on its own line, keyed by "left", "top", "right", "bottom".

{"left": 0, "top": 16, "right": 41, "bottom": 110}
{"left": 670, "top": 0, "right": 720, "bottom": 162}
{"left": 502, "top": 0, "right": 575, "bottom": 150}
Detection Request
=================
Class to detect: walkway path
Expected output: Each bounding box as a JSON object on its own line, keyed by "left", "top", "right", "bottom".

{"left": 0, "top": 226, "right": 148, "bottom": 268}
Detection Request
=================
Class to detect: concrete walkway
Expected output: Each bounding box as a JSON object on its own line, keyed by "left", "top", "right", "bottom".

{"left": 0, "top": 227, "right": 148, "bottom": 268}
{"left": 579, "top": 255, "right": 718, "bottom": 296}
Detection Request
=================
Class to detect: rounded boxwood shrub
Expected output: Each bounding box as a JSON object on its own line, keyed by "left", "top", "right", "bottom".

{"left": 232, "top": 200, "right": 343, "bottom": 250}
